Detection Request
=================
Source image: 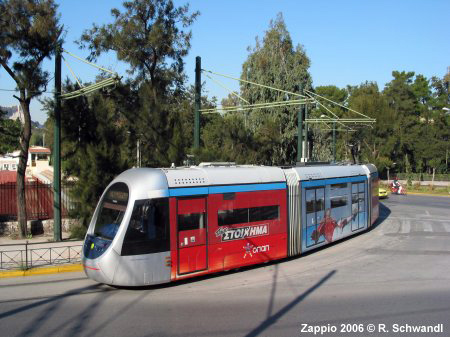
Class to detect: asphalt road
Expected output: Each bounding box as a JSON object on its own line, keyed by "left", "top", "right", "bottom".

{"left": 0, "top": 194, "right": 449, "bottom": 337}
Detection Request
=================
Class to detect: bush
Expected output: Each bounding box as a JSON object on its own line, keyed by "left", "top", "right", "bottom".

{"left": 69, "top": 223, "right": 87, "bottom": 240}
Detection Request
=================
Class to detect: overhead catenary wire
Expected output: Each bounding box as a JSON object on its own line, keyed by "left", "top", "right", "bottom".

{"left": 304, "top": 92, "right": 351, "bottom": 130}
{"left": 0, "top": 75, "right": 56, "bottom": 95}
{"left": 201, "top": 68, "right": 376, "bottom": 134}
{"left": 58, "top": 49, "right": 121, "bottom": 100}
{"left": 305, "top": 89, "right": 372, "bottom": 119}
{"left": 200, "top": 99, "right": 314, "bottom": 114}
{"left": 62, "top": 49, "right": 117, "bottom": 76}
{"left": 62, "top": 56, "right": 83, "bottom": 88}
{"left": 203, "top": 69, "right": 309, "bottom": 99}
{"left": 60, "top": 77, "right": 119, "bottom": 100}
{"left": 204, "top": 73, "right": 250, "bottom": 105}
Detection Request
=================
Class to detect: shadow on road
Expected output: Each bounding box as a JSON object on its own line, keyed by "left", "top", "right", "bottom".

{"left": 0, "top": 284, "right": 114, "bottom": 320}
{"left": 369, "top": 202, "right": 391, "bottom": 231}
{"left": 245, "top": 269, "right": 337, "bottom": 337}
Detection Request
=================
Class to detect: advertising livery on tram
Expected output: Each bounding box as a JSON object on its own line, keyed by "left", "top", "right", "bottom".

{"left": 83, "top": 162, "right": 379, "bottom": 286}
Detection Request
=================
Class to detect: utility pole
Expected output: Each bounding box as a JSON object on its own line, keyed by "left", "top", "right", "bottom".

{"left": 304, "top": 103, "right": 308, "bottom": 160}
{"left": 53, "top": 44, "right": 62, "bottom": 242}
{"left": 194, "top": 56, "right": 201, "bottom": 150}
{"left": 297, "top": 104, "right": 303, "bottom": 163}
{"left": 332, "top": 120, "right": 336, "bottom": 162}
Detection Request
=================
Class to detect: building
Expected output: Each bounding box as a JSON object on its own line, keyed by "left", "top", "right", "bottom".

{"left": 0, "top": 146, "right": 52, "bottom": 178}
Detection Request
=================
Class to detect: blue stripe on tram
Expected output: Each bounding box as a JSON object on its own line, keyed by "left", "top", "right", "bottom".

{"left": 169, "top": 182, "right": 287, "bottom": 197}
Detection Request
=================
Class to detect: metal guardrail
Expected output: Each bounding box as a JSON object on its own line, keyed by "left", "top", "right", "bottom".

{"left": 0, "top": 241, "right": 83, "bottom": 270}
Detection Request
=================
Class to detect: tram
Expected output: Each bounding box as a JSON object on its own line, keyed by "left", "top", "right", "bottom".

{"left": 83, "top": 162, "right": 379, "bottom": 286}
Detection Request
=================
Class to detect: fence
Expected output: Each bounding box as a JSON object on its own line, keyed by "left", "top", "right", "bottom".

{"left": 0, "top": 241, "right": 83, "bottom": 270}
{"left": 395, "top": 173, "right": 450, "bottom": 182}
{"left": 0, "top": 181, "right": 75, "bottom": 221}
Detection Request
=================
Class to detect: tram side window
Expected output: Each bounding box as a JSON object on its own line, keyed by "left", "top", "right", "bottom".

{"left": 306, "top": 189, "right": 316, "bottom": 214}
{"left": 122, "top": 198, "right": 170, "bottom": 256}
{"left": 178, "top": 213, "right": 205, "bottom": 231}
{"left": 218, "top": 208, "right": 248, "bottom": 226}
{"left": 249, "top": 205, "right": 279, "bottom": 222}
{"left": 218, "top": 205, "right": 279, "bottom": 226}
{"left": 331, "top": 196, "right": 347, "bottom": 208}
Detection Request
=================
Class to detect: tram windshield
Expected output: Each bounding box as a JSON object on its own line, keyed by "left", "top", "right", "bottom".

{"left": 93, "top": 182, "right": 129, "bottom": 240}
{"left": 121, "top": 198, "right": 170, "bottom": 255}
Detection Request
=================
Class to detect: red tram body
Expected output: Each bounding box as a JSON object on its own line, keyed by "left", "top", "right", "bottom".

{"left": 83, "top": 163, "right": 379, "bottom": 286}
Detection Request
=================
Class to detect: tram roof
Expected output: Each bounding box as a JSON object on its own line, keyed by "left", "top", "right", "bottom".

{"left": 163, "top": 164, "right": 285, "bottom": 188}
{"left": 285, "top": 164, "right": 367, "bottom": 181}
{"left": 112, "top": 163, "right": 372, "bottom": 199}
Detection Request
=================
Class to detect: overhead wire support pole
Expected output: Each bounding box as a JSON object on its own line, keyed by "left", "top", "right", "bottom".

{"left": 297, "top": 94, "right": 303, "bottom": 163}
{"left": 53, "top": 44, "right": 62, "bottom": 242}
{"left": 304, "top": 103, "right": 308, "bottom": 160}
{"left": 194, "top": 56, "right": 201, "bottom": 150}
{"left": 333, "top": 120, "right": 336, "bottom": 162}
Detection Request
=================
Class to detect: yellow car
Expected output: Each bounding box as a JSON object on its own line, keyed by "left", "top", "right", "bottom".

{"left": 378, "top": 187, "right": 388, "bottom": 199}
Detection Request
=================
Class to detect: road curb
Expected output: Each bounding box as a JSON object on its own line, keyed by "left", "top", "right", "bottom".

{"left": 402, "top": 192, "right": 449, "bottom": 197}
{"left": 0, "top": 264, "right": 83, "bottom": 279}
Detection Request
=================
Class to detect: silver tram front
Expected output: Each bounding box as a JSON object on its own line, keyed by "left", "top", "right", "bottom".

{"left": 82, "top": 169, "right": 171, "bottom": 286}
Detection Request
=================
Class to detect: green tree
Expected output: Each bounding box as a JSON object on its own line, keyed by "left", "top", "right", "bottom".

{"left": 199, "top": 112, "right": 257, "bottom": 164}
{"left": 79, "top": 0, "right": 199, "bottom": 167}
{"left": 347, "top": 82, "right": 394, "bottom": 170}
{"left": 383, "top": 71, "right": 418, "bottom": 173}
{"left": 79, "top": 0, "right": 199, "bottom": 96}
{"left": 0, "top": 0, "right": 61, "bottom": 237}
{"left": 0, "top": 110, "right": 21, "bottom": 154}
{"left": 43, "top": 80, "right": 132, "bottom": 227}
{"left": 309, "top": 85, "right": 348, "bottom": 162}
{"left": 240, "top": 13, "right": 312, "bottom": 165}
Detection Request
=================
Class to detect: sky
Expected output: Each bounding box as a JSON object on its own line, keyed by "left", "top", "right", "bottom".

{"left": 1, "top": 0, "right": 449, "bottom": 125}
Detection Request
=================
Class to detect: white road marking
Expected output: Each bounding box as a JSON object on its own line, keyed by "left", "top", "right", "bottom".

{"left": 443, "top": 223, "right": 450, "bottom": 232}
{"left": 423, "top": 222, "right": 432, "bottom": 232}
{"left": 401, "top": 220, "right": 410, "bottom": 234}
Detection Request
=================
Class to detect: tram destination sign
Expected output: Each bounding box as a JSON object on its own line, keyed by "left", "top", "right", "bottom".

{"left": 215, "top": 224, "right": 269, "bottom": 242}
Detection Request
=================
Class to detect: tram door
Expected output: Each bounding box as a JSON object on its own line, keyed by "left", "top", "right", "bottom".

{"left": 177, "top": 197, "right": 208, "bottom": 274}
{"left": 305, "top": 187, "right": 325, "bottom": 247}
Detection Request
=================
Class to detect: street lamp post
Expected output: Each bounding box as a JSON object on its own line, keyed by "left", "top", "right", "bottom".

{"left": 137, "top": 139, "right": 140, "bottom": 168}
{"left": 320, "top": 115, "right": 336, "bottom": 162}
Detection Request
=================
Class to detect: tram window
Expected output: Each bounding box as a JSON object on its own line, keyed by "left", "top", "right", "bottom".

{"left": 122, "top": 198, "right": 170, "bottom": 256}
{"left": 218, "top": 208, "right": 248, "bottom": 226}
{"left": 331, "top": 196, "right": 347, "bottom": 208}
{"left": 94, "top": 182, "right": 129, "bottom": 240}
{"left": 178, "top": 213, "right": 205, "bottom": 231}
{"left": 306, "top": 189, "right": 316, "bottom": 214}
{"left": 316, "top": 189, "right": 325, "bottom": 211}
{"left": 218, "top": 205, "right": 280, "bottom": 226}
{"left": 249, "top": 205, "right": 279, "bottom": 222}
